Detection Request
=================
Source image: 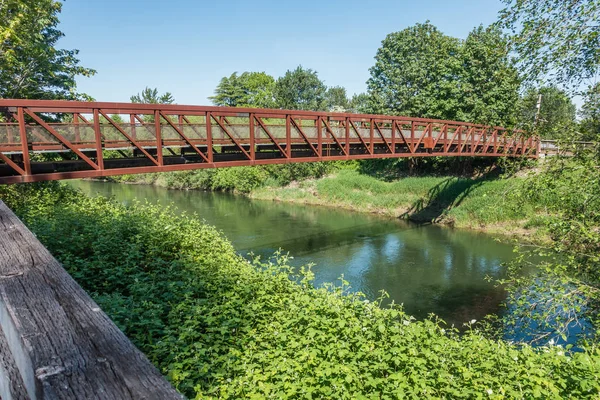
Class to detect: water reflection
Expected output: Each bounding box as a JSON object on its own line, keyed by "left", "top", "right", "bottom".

{"left": 69, "top": 180, "right": 517, "bottom": 327}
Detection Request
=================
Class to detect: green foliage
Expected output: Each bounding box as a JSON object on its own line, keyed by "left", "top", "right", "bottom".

{"left": 458, "top": 25, "right": 521, "bottom": 127}
{"left": 3, "top": 183, "right": 600, "bottom": 399}
{"left": 519, "top": 86, "right": 577, "bottom": 139}
{"left": 367, "top": 22, "right": 462, "bottom": 119}
{"left": 111, "top": 162, "right": 334, "bottom": 194}
{"left": 580, "top": 83, "right": 600, "bottom": 141}
{"left": 348, "top": 93, "right": 371, "bottom": 114}
{"left": 499, "top": 0, "right": 600, "bottom": 88}
{"left": 209, "top": 71, "right": 276, "bottom": 108}
{"left": 325, "top": 86, "right": 350, "bottom": 111}
{"left": 0, "top": 0, "right": 96, "bottom": 99}
{"left": 274, "top": 66, "right": 327, "bottom": 111}
{"left": 502, "top": 148, "right": 600, "bottom": 342}
{"left": 252, "top": 168, "right": 535, "bottom": 232}
{"left": 366, "top": 22, "right": 520, "bottom": 126}
{"left": 130, "top": 87, "right": 175, "bottom": 104}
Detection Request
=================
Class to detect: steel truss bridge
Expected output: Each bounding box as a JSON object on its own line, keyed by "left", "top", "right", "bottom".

{"left": 0, "top": 100, "right": 539, "bottom": 184}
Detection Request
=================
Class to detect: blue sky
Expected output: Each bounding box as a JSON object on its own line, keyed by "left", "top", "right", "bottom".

{"left": 58, "top": 0, "right": 505, "bottom": 105}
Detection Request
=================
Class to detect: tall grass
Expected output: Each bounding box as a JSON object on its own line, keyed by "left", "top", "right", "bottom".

{"left": 252, "top": 169, "right": 541, "bottom": 238}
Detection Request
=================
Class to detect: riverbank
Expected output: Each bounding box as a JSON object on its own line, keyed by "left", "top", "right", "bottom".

{"left": 104, "top": 164, "right": 550, "bottom": 243}
{"left": 250, "top": 169, "right": 548, "bottom": 242}
{"left": 1, "top": 182, "right": 597, "bottom": 399}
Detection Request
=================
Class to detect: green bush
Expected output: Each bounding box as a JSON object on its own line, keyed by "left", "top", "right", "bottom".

{"left": 500, "top": 148, "right": 600, "bottom": 342}
{"left": 109, "top": 162, "right": 336, "bottom": 193}
{"left": 1, "top": 183, "right": 599, "bottom": 399}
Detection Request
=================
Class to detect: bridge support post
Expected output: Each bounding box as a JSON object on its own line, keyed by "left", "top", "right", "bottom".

{"left": 17, "top": 107, "right": 31, "bottom": 177}
{"left": 155, "top": 110, "right": 163, "bottom": 166}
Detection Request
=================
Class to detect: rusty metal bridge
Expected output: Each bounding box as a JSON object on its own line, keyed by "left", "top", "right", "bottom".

{"left": 0, "top": 100, "right": 539, "bottom": 184}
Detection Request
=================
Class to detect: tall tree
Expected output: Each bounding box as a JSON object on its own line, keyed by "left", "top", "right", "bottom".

{"left": 274, "top": 66, "right": 327, "bottom": 111}
{"left": 458, "top": 25, "right": 521, "bottom": 126}
{"left": 209, "top": 72, "right": 275, "bottom": 108}
{"left": 325, "top": 86, "right": 349, "bottom": 111}
{"left": 366, "top": 22, "right": 462, "bottom": 120}
{"left": 499, "top": 0, "right": 600, "bottom": 89}
{"left": 519, "top": 86, "right": 577, "bottom": 139}
{"left": 0, "top": 0, "right": 96, "bottom": 99}
{"left": 579, "top": 83, "right": 600, "bottom": 141}
{"left": 130, "top": 87, "right": 174, "bottom": 104}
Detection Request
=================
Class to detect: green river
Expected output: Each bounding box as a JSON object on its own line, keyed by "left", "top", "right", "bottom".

{"left": 70, "top": 180, "right": 518, "bottom": 328}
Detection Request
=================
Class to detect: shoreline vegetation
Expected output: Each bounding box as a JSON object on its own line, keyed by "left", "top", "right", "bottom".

{"left": 99, "top": 160, "right": 551, "bottom": 244}
{"left": 1, "top": 181, "right": 599, "bottom": 398}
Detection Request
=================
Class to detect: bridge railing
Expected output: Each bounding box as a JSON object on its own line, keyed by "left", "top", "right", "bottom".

{"left": 0, "top": 100, "right": 539, "bottom": 184}
{"left": 539, "top": 139, "right": 596, "bottom": 157}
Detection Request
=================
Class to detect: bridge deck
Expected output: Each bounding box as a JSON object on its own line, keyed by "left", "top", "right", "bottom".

{"left": 0, "top": 100, "right": 539, "bottom": 184}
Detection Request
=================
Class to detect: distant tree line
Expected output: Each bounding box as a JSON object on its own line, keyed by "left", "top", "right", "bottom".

{"left": 207, "top": 21, "right": 598, "bottom": 141}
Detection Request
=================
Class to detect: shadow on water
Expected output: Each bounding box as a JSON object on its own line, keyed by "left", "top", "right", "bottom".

{"left": 402, "top": 170, "right": 500, "bottom": 223}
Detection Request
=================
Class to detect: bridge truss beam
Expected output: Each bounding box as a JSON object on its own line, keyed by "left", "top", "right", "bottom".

{"left": 0, "top": 100, "right": 539, "bottom": 184}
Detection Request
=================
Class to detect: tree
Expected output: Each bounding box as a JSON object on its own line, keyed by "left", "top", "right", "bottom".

{"left": 366, "top": 22, "right": 463, "bottom": 120}
{"left": 209, "top": 72, "right": 275, "bottom": 108}
{"left": 579, "top": 83, "right": 600, "bottom": 141}
{"left": 458, "top": 25, "right": 521, "bottom": 127}
{"left": 325, "top": 86, "right": 349, "bottom": 111}
{"left": 0, "top": 0, "right": 96, "bottom": 99}
{"left": 130, "top": 87, "right": 174, "bottom": 123}
{"left": 519, "top": 86, "right": 577, "bottom": 139}
{"left": 274, "top": 66, "right": 327, "bottom": 111}
{"left": 499, "top": 0, "right": 600, "bottom": 89}
{"left": 367, "top": 22, "right": 521, "bottom": 126}
{"left": 130, "top": 87, "right": 174, "bottom": 104}
{"left": 347, "top": 93, "right": 372, "bottom": 114}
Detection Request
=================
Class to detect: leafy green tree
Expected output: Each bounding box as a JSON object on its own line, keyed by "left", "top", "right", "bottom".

{"left": 458, "top": 25, "right": 521, "bottom": 126}
{"left": 130, "top": 87, "right": 174, "bottom": 104}
{"left": 209, "top": 71, "right": 276, "bottom": 108}
{"left": 519, "top": 86, "right": 576, "bottom": 139}
{"left": 367, "top": 22, "right": 463, "bottom": 120}
{"left": 579, "top": 83, "right": 600, "bottom": 141}
{"left": 348, "top": 93, "right": 372, "bottom": 114}
{"left": 274, "top": 66, "right": 327, "bottom": 111}
{"left": 325, "top": 86, "right": 349, "bottom": 111}
{"left": 0, "top": 0, "right": 96, "bottom": 99}
{"left": 367, "top": 23, "right": 521, "bottom": 125}
{"left": 499, "top": 0, "right": 600, "bottom": 88}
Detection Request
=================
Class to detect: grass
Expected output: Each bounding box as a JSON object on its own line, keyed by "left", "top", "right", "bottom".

{"left": 251, "top": 169, "right": 549, "bottom": 242}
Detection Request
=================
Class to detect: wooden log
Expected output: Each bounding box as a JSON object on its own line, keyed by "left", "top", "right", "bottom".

{"left": 0, "top": 324, "right": 29, "bottom": 399}
{"left": 0, "top": 201, "right": 182, "bottom": 400}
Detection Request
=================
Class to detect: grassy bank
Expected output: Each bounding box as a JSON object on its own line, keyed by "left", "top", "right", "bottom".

{"left": 105, "top": 159, "right": 548, "bottom": 241}
{"left": 109, "top": 162, "right": 336, "bottom": 193}
{"left": 1, "top": 182, "right": 599, "bottom": 399}
{"left": 250, "top": 169, "right": 547, "bottom": 242}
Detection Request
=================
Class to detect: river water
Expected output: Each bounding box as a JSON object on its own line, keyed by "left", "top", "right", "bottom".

{"left": 70, "top": 180, "right": 519, "bottom": 328}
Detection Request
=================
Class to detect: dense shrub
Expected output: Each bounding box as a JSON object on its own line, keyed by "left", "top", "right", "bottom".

{"left": 501, "top": 147, "right": 600, "bottom": 342}
{"left": 1, "top": 183, "right": 599, "bottom": 398}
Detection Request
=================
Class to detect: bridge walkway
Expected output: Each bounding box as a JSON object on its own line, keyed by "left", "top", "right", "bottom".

{"left": 0, "top": 100, "right": 538, "bottom": 184}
